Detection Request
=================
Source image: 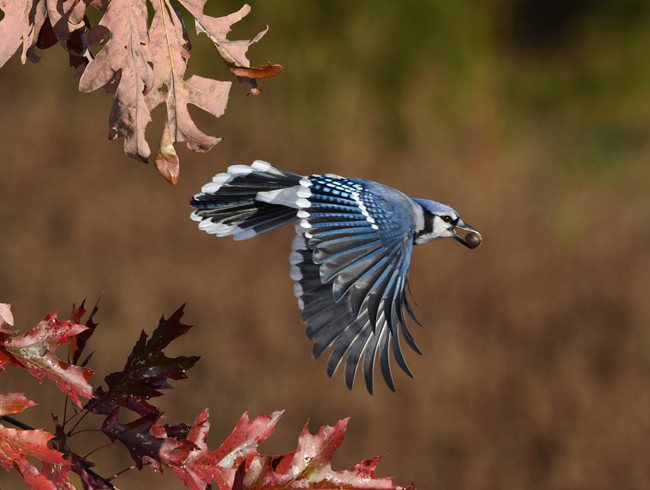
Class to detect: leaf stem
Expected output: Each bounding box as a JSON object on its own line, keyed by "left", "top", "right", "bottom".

{"left": 68, "top": 428, "right": 104, "bottom": 437}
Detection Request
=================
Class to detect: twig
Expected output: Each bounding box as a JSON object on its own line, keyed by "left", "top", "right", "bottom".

{"left": 1, "top": 415, "right": 32, "bottom": 430}
{"left": 66, "top": 403, "right": 93, "bottom": 435}
{"left": 82, "top": 440, "right": 115, "bottom": 459}
{"left": 68, "top": 428, "right": 104, "bottom": 437}
{"left": 109, "top": 462, "right": 149, "bottom": 481}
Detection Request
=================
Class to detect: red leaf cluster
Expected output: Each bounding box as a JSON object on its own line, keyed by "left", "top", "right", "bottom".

{"left": 0, "top": 302, "right": 414, "bottom": 489}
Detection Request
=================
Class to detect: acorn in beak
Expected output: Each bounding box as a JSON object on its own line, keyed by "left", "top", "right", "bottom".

{"left": 452, "top": 221, "right": 482, "bottom": 249}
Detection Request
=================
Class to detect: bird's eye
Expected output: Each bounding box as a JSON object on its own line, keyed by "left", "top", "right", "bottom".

{"left": 441, "top": 215, "right": 452, "bottom": 223}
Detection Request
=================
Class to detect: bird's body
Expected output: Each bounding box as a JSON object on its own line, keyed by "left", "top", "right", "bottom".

{"left": 191, "top": 161, "right": 481, "bottom": 393}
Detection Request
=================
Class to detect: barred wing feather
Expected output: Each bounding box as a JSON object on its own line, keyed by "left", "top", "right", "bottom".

{"left": 291, "top": 176, "right": 420, "bottom": 392}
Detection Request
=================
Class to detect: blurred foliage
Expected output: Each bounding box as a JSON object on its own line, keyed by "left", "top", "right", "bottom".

{"left": 195, "top": 0, "right": 650, "bottom": 175}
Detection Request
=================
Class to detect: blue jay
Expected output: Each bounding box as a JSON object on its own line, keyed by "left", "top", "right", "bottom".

{"left": 191, "top": 161, "right": 481, "bottom": 393}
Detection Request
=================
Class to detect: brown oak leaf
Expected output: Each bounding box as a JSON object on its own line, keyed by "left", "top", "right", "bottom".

{"left": 45, "top": 0, "right": 85, "bottom": 43}
{"left": 146, "top": 0, "right": 231, "bottom": 184}
{"left": 181, "top": 2, "right": 283, "bottom": 95}
{"left": 0, "top": 0, "right": 48, "bottom": 67}
{"left": 78, "top": 0, "right": 153, "bottom": 163}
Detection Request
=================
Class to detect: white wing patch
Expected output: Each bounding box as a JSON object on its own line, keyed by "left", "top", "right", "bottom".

{"left": 290, "top": 228, "right": 308, "bottom": 310}
{"left": 296, "top": 177, "right": 313, "bottom": 233}
{"left": 351, "top": 191, "right": 379, "bottom": 230}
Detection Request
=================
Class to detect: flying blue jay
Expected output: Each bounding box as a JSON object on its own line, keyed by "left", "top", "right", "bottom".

{"left": 191, "top": 161, "right": 481, "bottom": 393}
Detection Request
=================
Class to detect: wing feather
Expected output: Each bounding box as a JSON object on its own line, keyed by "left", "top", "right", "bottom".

{"left": 290, "top": 176, "right": 422, "bottom": 392}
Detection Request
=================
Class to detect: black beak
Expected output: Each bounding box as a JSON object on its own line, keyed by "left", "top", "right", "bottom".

{"left": 452, "top": 221, "right": 482, "bottom": 249}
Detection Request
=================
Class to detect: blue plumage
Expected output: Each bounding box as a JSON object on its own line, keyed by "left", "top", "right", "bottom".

{"left": 190, "top": 161, "right": 481, "bottom": 393}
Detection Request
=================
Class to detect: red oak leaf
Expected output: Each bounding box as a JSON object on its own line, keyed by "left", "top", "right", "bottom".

{"left": 101, "top": 409, "right": 166, "bottom": 470}
{"left": 0, "top": 395, "right": 67, "bottom": 489}
{"left": 1, "top": 313, "right": 94, "bottom": 408}
{"left": 155, "top": 410, "right": 413, "bottom": 489}
{"left": 40, "top": 460, "right": 76, "bottom": 490}
{"left": 160, "top": 408, "right": 283, "bottom": 489}
{"left": 91, "top": 304, "right": 199, "bottom": 417}
{"left": 0, "top": 426, "right": 67, "bottom": 489}
{"left": 0, "top": 393, "right": 37, "bottom": 416}
{"left": 245, "top": 419, "right": 412, "bottom": 489}
{"left": 0, "top": 303, "right": 14, "bottom": 329}
{"left": 67, "top": 300, "right": 100, "bottom": 366}
{"left": 0, "top": 304, "right": 18, "bottom": 371}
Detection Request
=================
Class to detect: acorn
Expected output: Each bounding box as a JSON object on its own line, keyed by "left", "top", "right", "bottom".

{"left": 465, "top": 232, "right": 482, "bottom": 249}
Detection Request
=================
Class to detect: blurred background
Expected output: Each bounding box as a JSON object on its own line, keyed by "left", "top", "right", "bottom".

{"left": 1, "top": 0, "right": 650, "bottom": 488}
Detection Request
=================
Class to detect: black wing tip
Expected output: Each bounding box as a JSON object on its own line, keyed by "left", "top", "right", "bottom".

{"left": 364, "top": 377, "right": 374, "bottom": 394}
{"left": 381, "top": 371, "right": 396, "bottom": 392}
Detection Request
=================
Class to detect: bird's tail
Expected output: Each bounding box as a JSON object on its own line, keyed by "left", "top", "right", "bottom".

{"left": 190, "top": 161, "right": 305, "bottom": 240}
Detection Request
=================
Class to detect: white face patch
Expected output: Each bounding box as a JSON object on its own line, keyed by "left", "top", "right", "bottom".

{"left": 431, "top": 215, "right": 455, "bottom": 238}
{"left": 414, "top": 214, "right": 456, "bottom": 244}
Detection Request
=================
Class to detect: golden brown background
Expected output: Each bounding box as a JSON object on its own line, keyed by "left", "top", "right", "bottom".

{"left": 1, "top": 1, "right": 650, "bottom": 488}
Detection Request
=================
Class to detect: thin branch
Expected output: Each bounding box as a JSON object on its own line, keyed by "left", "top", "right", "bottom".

{"left": 66, "top": 404, "right": 93, "bottom": 435}
{"left": 1, "top": 415, "right": 33, "bottom": 430}
{"left": 63, "top": 396, "right": 69, "bottom": 430}
{"left": 109, "top": 462, "right": 149, "bottom": 481}
{"left": 68, "top": 428, "right": 104, "bottom": 437}
{"left": 82, "top": 440, "right": 115, "bottom": 459}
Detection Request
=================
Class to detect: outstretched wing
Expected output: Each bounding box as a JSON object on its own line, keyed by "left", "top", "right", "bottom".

{"left": 291, "top": 175, "right": 421, "bottom": 393}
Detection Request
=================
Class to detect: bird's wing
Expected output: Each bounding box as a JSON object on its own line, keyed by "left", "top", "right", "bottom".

{"left": 291, "top": 175, "right": 421, "bottom": 393}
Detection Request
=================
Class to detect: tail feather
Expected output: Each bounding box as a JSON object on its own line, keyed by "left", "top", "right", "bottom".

{"left": 191, "top": 161, "right": 302, "bottom": 240}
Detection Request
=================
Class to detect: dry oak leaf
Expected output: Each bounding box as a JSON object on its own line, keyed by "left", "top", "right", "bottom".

{"left": 2, "top": 312, "right": 94, "bottom": 408}
{"left": 79, "top": 0, "right": 153, "bottom": 163}
{"left": 146, "top": 0, "right": 231, "bottom": 184}
{"left": 0, "top": 0, "right": 48, "bottom": 67}
{"left": 0, "top": 393, "right": 67, "bottom": 490}
{"left": 44, "top": 0, "right": 86, "bottom": 44}
{"left": 182, "top": 2, "right": 283, "bottom": 95}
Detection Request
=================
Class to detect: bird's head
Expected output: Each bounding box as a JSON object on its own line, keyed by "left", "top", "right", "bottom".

{"left": 413, "top": 199, "right": 482, "bottom": 249}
